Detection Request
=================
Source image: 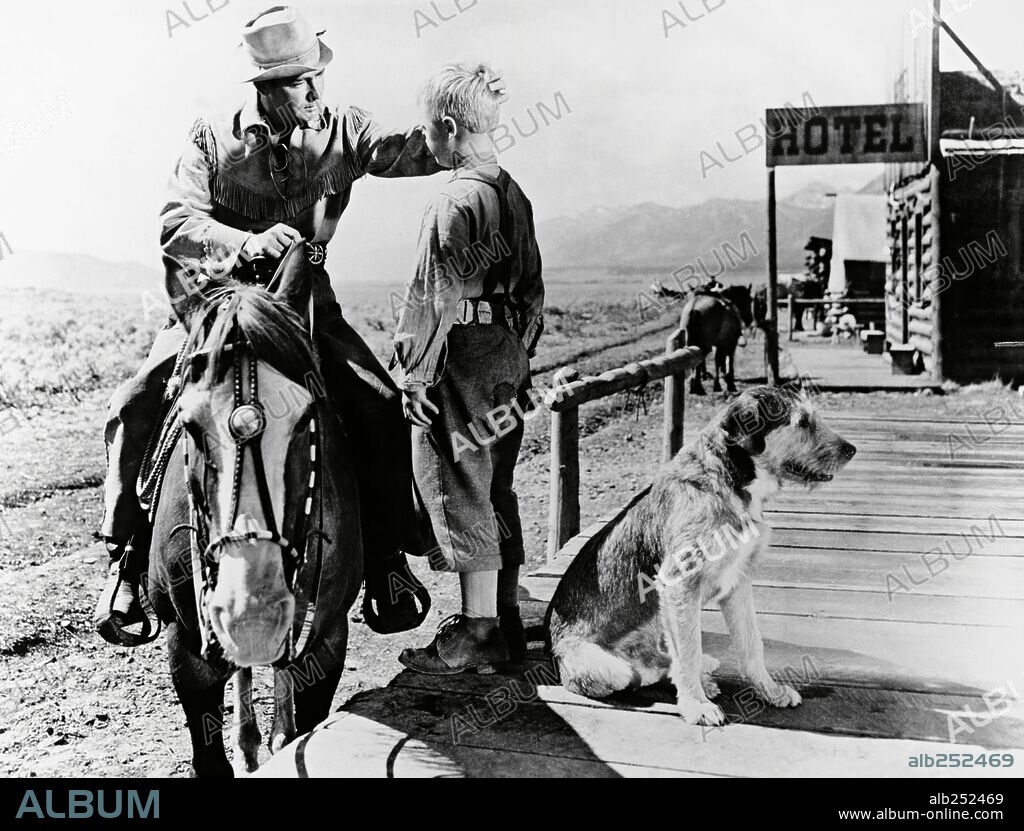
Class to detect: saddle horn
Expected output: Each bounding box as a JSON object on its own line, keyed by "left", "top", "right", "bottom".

{"left": 270, "top": 240, "right": 313, "bottom": 323}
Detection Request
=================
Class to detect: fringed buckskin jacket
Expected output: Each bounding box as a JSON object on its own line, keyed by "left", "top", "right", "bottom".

{"left": 159, "top": 93, "right": 441, "bottom": 278}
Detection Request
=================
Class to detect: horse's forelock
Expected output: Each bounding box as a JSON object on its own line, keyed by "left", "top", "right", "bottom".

{"left": 192, "top": 285, "right": 319, "bottom": 391}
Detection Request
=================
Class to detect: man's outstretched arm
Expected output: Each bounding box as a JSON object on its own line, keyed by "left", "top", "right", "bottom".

{"left": 349, "top": 107, "right": 444, "bottom": 179}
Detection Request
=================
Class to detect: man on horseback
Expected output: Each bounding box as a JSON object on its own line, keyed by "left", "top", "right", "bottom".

{"left": 96, "top": 6, "right": 437, "bottom": 644}
{"left": 697, "top": 277, "right": 726, "bottom": 297}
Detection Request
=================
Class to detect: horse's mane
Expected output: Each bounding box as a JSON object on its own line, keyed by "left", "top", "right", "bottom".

{"left": 186, "top": 282, "right": 323, "bottom": 393}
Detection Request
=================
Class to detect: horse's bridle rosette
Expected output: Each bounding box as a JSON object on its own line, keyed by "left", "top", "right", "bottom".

{"left": 228, "top": 402, "right": 267, "bottom": 443}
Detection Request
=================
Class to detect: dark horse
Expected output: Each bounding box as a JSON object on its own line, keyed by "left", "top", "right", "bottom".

{"left": 149, "top": 243, "right": 362, "bottom": 777}
{"left": 753, "top": 285, "right": 769, "bottom": 329}
{"left": 788, "top": 275, "right": 825, "bottom": 332}
{"left": 682, "top": 284, "right": 753, "bottom": 395}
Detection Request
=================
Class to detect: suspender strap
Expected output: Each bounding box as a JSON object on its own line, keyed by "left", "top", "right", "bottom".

{"left": 458, "top": 169, "right": 514, "bottom": 300}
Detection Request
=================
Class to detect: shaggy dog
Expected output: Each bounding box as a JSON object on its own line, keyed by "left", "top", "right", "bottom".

{"left": 546, "top": 386, "right": 856, "bottom": 725}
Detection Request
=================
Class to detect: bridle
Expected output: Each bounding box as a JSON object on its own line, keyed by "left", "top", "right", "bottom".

{"left": 181, "top": 318, "right": 323, "bottom": 664}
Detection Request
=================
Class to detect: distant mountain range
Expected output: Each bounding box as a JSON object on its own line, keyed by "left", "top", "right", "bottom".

{"left": 0, "top": 251, "right": 163, "bottom": 295}
{"left": 536, "top": 177, "right": 884, "bottom": 276}
{"left": 0, "top": 179, "right": 884, "bottom": 292}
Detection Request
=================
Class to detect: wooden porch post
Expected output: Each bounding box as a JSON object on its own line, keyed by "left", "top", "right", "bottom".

{"left": 766, "top": 166, "right": 781, "bottom": 384}
{"left": 547, "top": 367, "right": 580, "bottom": 562}
{"left": 930, "top": 164, "right": 944, "bottom": 382}
{"left": 929, "top": 0, "right": 945, "bottom": 383}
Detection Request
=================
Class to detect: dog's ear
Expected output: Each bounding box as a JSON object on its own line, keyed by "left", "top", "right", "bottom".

{"left": 720, "top": 386, "right": 794, "bottom": 456}
{"left": 791, "top": 403, "right": 813, "bottom": 430}
{"left": 720, "top": 395, "right": 768, "bottom": 456}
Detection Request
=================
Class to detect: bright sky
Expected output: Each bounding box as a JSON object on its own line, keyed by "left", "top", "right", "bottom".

{"left": 0, "top": 0, "right": 1019, "bottom": 269}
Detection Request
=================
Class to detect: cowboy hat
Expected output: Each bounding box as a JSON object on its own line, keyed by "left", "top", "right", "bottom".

{"left": 237, "top": 6, "right": 333, "bottom": 84}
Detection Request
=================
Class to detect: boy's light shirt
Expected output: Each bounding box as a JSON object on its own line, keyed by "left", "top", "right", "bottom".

{"left": 393, "top": 163, "right": 544, "bottom": 390}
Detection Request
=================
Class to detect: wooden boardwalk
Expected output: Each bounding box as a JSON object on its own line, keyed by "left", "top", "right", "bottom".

{"left": 257, "top": 403, "right": 1024, "bottom": 778}
{"left": 779, "top": 335, "right": 941, "bottom": 392}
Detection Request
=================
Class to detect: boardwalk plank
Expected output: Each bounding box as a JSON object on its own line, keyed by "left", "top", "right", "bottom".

{"left": 526, "top": 548, "right": 1024, "bottom": 598}
{"left": 393, "top": 667, "right": 1024, "bottom": 750}
{"left": 521, "top": 578, "right": 1024, "bottom": 626}
{"left": 254, "top": 710, "right": 711, "bottom": 778}
{"left": 765, "top": 513, "right": 1024, "bottom": 538}
{"left": 258, "top": 687, "right": 1019, "bottom": 778}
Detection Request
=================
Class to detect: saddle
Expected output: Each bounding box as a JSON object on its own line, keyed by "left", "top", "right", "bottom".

{"left": 696, "top": 282, "right": 726, "bottom": 297}
{"left": 695, "top": 286, "right": 736, "bottom": 312}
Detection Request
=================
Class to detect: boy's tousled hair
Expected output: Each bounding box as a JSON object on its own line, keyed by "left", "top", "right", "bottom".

{"left": 419, "top": 62, "right": 509, "bottom": 133}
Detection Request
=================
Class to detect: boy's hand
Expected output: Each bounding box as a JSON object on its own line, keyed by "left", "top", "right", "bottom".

{"left": 241, "top": 224, "right": 303, "bottom": 259}
{"left": 402, "top": 388, "right": 439, "bottom": 428}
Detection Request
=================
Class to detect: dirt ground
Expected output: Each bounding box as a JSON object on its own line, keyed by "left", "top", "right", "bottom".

{"left": 1, "top": 291, "right": 1017, "bottom": 777}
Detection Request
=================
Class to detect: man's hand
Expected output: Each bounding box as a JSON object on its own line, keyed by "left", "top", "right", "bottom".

{"left": 241, "top": 223, "right": 303, "bottom": 260}
{"left": 402, "top": 387, "right": 439, "bottom": 428}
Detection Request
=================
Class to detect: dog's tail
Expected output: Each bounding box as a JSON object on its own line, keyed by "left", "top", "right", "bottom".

{"left": 552, "top": 637, "right": 634, "bottom": 699}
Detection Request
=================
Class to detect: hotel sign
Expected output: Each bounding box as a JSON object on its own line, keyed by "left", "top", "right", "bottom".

{"left": 765, "top": 103, "right": 926, "bottom": 166}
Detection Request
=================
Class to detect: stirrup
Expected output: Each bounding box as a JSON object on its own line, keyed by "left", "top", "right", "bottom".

{"left": 361, "top": 559, "right": 431, "bottom": 635}
{"left": 96, "top": 568, "right": 161, "bottom": 648}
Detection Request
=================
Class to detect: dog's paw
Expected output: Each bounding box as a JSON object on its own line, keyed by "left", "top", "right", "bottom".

{"left": 701, "top": 675, "right": 721, "bottom": 699}
{"left": 758, "top": 683, "right": 802, "bottom": 708}
{"left": 700, "top": 654, "right": 721, "bottom": 674}
{"left": 678, "top": 698, "right": 726, "bottom": 726}
{"left": 700, "top": 654, "right": 721, "bottom": 698}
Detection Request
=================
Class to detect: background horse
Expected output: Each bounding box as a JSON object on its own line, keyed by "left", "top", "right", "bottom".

{"left": 789, "top": 275, "right": 825, "bottom": 332}
{"left": 753, "top": 285, "right": 768, "bottom": 330}
{"left": 149, "top": 244, "right": 363, "bottom": 777}
{"left": 681, "top": 284, "right": 753, "bottom": 395}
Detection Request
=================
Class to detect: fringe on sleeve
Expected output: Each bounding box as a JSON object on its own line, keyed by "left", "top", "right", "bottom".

{"left": 187, "top": 117, "right": 218, "bottom": 169}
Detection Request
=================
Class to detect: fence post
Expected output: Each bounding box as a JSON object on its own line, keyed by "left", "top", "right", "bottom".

{"left": 547, "top": 367, "right": 580, "bottom": 562}
{"left": 787, "top": 293, "right": 795, "bottom": 342}
{"left": 663, "top": 329, "right": 686, "bottom": 462}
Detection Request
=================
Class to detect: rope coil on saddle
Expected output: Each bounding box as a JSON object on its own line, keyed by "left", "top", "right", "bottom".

{"left": 138, "top": 341, "right": 190, "bottom": 518}
{"left": 102, "top": 343, "right": 195, "bottom": 648}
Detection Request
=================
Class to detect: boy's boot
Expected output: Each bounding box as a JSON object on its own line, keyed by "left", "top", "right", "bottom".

{"left": 398, "top": 615, "right": 509, "bottom": 676}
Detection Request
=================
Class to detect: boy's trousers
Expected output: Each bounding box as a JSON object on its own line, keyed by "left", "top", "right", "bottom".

{"left": 412, "top": 322, "right": 531, "bottom": 573}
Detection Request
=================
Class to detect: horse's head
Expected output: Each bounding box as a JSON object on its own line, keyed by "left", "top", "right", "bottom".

{"left": 724, "top": 284, "right": 754, "bottom": 327}
{"left": 166, "top": 244, "right": 321, "bottom": 667}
